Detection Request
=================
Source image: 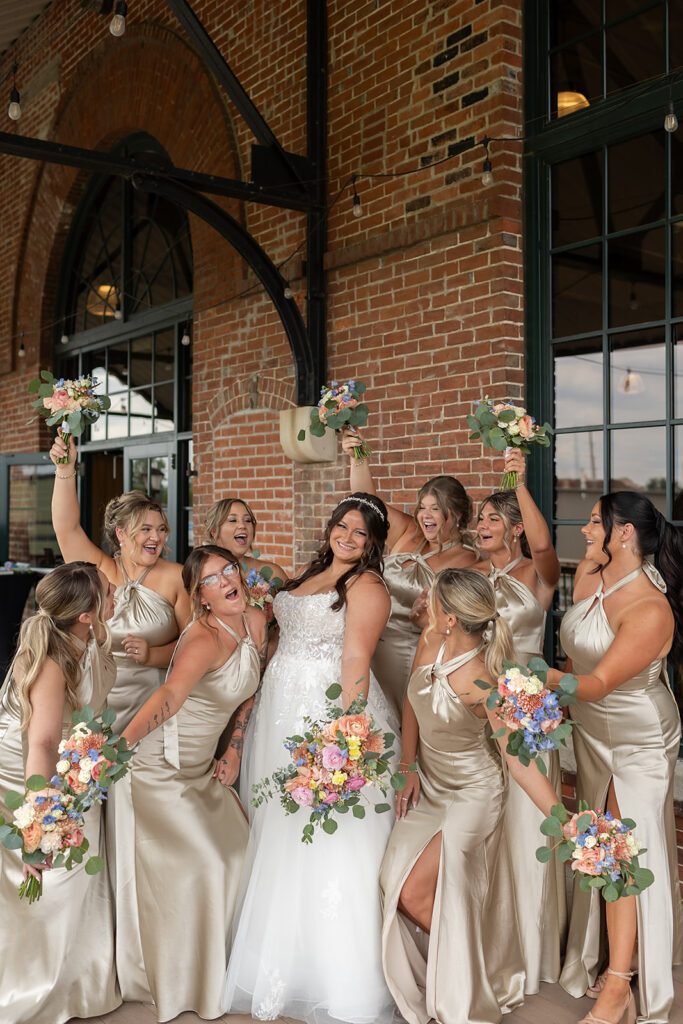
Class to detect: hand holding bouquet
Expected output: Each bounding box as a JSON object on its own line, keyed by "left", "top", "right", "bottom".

{"left": 475, "top": 657, "right": 577, "bottom": 775}
{"left": 0, "top": 705, "right": 132, "bottom": 902}
{"left": 244, "top": 564, "right": 283, "bottom": 611}
{"left": 28, "top": 371, "right": 110, "bottom": 463}
{"left": 298, "top": 379, "right": 372, "bottom": 459}
{"left": 468, "top": 396, "right": 552, "bottom": 489}
{"left": 536, "top": 802, "right": 654, "bottom": 902}
{"left": 252, "top": 683, "right": 410, "bottom": 843}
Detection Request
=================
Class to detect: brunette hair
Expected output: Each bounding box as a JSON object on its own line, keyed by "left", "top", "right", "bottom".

{"left": 202, "top": 497, "right": 257, "bottom": 546}
{"left": 103, "top": 491, "right": 170, "bottom": 554}
{"left": 413, "top": 476, "right": 472, "bottom": 549}
{"left": 430, "top": 568, "right": 515, "bottom": 680}
{"left": 182, "top": 544, "right": 248, "bottom": 626}
{"left": 284, "top": 492, "right": 389, "bottom": 611}
{"left": 11, "top": 562, "right": 109, "bottom": 729}
{"left": 597, "top": 492, "right": 683, "bottom": 657}
{"left": 477, "top": 491, "right": 531, "bottom": 559}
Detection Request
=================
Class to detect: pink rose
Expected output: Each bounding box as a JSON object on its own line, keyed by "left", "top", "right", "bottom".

{"left": 572, "top": 847, "right": 606, "bottom": 875}
{"left": 291, "top": 786, "right": 314, "bottom": 806}
{"left": 43, "top": 391, "right": 69, "bottom": 412}
{"left": 66, "top": 828, "right": 84, "bottom": 847}
{"left": 323, "top": 793, "right": 339, "bottom": 804}
{"left": 346, "top": 776, "right": 366, "bottom": 791}
{"left": 518, "top": 414, "right": 534, "bottom": 439}
{"left": 321, "top": 745, "right": 347, "bottom": 771}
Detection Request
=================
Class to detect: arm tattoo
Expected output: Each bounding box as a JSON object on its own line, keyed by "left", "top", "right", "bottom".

{"left": 258, "top": 635, "right": 268, "bottom": 674}
{"left": 146, "top": 700, "right": 171, "bottom": 737}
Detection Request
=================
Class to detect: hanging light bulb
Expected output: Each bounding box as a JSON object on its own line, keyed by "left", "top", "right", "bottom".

{"left": 8, "top": 63, "right": 21, "bottom": 121}
{"left": 181, "top": 325, "right": 191, "bottom": 347}
{"left": 283, "top": 285, "right": 294, "bottom": 299}
{"left": 481, "top": 136, "right": 493, "bottom": 186}
{"left": 60, "top": 332, "right": 69, "bottom": 345}
{"left": 664, "top": 100, "right": 678, "bottom": 134}
{"left": 114, "top": 298, "right": 122, "bottom": 321}
{"left": 18, "top": 337, "right": 25, "bottom": 358}
{"left": 628, "top": 284, "right": 639, "bottom": 311}
{"left": 351, "top": 176, "right": 363, "bottom": 219}
{"left": 620, "top": 368, "right": 644, "bottom": 395}
{"left": 110, "top": 0, "right": 127, "bottom": 37}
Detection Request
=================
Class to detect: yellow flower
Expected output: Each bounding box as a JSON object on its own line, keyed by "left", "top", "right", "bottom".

{"left": 309, "top": 779, "right": 319, "bottom": 789}
{"left": 347, "top": 737, "right": 362, "bottom": 760}
{"left": 331, "top": 770, "right": 347, "bottom": 786}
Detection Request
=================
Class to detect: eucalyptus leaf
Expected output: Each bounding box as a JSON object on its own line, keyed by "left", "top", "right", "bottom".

{"left": 4, "top": 791, "right": 23, "bottom": 811}
{"left": 535, "top": 845, "right": 551, "bottom": 862}
{"left": 3, "top": 832, "right": 24, "bottom": 850}
{"left": 540, "top": 816, "right": 563, "bottom": 838}
{"left": 26, "top": 774, "right": 48, "bottom": 792}
{"left": 101, "top": 708, "right": 116, "bottom": 726}
{"left": 85, "top": 855, "right": 105, "bottom": 875}
{"left": 390, "top": 772, "right": 406, "bottom": 791}
{"left": 322, "top": 818, "right": 338, "bottom": 835}
{"left": 352, "top": 805, "right": 365, "bottom": 819}
{"left": 374, "top": 803, "right": 391, "bottom": 813}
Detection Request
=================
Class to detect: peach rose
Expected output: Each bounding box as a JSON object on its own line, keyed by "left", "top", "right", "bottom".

{"left": 518, "top": 414, "right": 535, "bottom": 439}
{"left": 564, "top": 809, "right": 598, "bottom": 838}
{"left": 364, "top": 732, "right": 385, "bottom": 754}
{"left": 571, "top": 847, "right": 606, "bottom": 875}
{"left": 21, "top": 821, "right": 43, "bottom": 854}
{"left": 334, "top": 714, "right": 370, "bottom": 740}
{"left": 66, "top": 828, "right": 84, "bottom": 848}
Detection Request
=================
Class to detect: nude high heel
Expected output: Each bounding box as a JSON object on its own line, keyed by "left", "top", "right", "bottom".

{"left": 587, "top": 960, "right": 638, "bottom": 998}
{"left": 579, "top": 970, "right": 636, "bottom": 1024}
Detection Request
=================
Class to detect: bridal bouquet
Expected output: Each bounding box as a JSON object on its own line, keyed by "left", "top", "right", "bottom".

{"left": 297, "top": 379, "right": 372, "bottom": 459}
{"left": 28, "top": 370, "right": 111, "bottom": 463}
{"left": 467, "top": 397, "right": 553, "bottom": 489}
{"left": 475, "top": 658, "right": 577, "bottom": 775}
{"left": 252, "top": 683, "right": 409, "bottom": 843}
{"left": 244, "top": 564, "right": 283, "bottom": 611}
{"left": 0, "top": 705, "right": 132, "bottom": 902}
{"left": 536, "top": 802, "right": 654, "bottom": 902}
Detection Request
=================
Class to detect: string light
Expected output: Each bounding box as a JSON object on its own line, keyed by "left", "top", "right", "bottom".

{"left": 283, "top": 284, "right": 294, "bottom": 299}
{"left": 60, "top": 331, "right": 69, "bottom": 345}
{"left": 481, "top": 136, "right": 493, "bottom": 186}
{"left": 351, "top": 176, "right": 363, "bottom": 218}
{"left": 18, "top": 334, "right": 25, "bottom": 358}
{"left": 8, "top": 63, "right": 21, "bottom": 121}
{"left": 110, "top": 0, "right": 127, "bottom": 37}
{"left": 180, "top": 324, "right": 191, "bottom": 346}
{"left": 664, "top": 100, "right": 678, "bottom": 133}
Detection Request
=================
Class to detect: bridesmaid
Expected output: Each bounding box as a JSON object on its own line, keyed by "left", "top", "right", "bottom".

{"left": 380, "top": 568, "right": 560, "bottom": 1024}
{"left": 548, "top": 492, "right": 683, "bottom": 1024}
{"left": 0, "top": 562, "right": 119, "bottom": 1024}
{"left": 473, "top": 448, "right": 566, "bottom": 992}
{"left": 49, "top": 430, "right": 190, "bottom": 1000}
{"left": 342, "top": 427, "right": 478, "bottom": 716}
{"left": 202, "top": 496, "right": 289, "bottom": 585}
{"left": 119, "top": 545, "right": 266, "bottom": 1022}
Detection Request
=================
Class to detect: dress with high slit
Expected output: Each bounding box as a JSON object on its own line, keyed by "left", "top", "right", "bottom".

{"left": 0, "top": 636, "right": 120, "bottom": 1024}
{"left": 105, "top": 559, "right": 179, "bottom": 1001}
{"left": 558, "top": 563, "right": 682, "bottom": 1023}
{"left": 116, "top": 614, "right": 260, "bottom": 1022}
{"left": 372, "top": 541, "right": 461, "bottom": 718}
{"left": 488, "top": 556, "right": 566, "bottom": 992}
{"left": 379, "top": 643, "right": 525, "bottom": 1024}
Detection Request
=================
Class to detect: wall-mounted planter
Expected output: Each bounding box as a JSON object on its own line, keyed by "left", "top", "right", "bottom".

{"left": 279, "top": 407, "right": 336, "bottom": 463}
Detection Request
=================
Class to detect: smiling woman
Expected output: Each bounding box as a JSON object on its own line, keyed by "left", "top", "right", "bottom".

{"left": 202, "top": 496, "right": 288, "bottom": 589}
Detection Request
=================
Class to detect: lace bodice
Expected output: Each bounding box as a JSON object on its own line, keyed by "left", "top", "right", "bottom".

{"left": 272, "top": 589, "right": 345, "bottom": 665}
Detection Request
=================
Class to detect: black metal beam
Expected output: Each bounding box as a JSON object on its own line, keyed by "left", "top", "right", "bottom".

{"left": 132, "top": 173, "right": 319, "bottom": 405}
{"left": 0, "top": 130, "right": 316, "bottom": 212}
{"left": 306, "top": 0, "right": 328, "bottom": 396}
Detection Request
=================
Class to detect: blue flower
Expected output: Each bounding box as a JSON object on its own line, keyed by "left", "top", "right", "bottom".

{"left": 34, "top": 796, "right": 47, "bottom": 805}
{"left": 348, "top": 379, "right": 356, "bottom": 388}
{"left": 42, "top": 814, "right": 56, "bottom": 825}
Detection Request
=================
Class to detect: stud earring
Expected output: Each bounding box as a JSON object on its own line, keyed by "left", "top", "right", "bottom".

{"left": 622, "top": 543, "right": 626, "bottom": 549}
{"left": 446, "top": 627, "right": 451, "bottom": 635}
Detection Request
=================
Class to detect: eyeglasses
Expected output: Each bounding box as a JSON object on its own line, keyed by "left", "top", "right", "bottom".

{"left": 199, "top": 562, "right": 240, "bottom": 588}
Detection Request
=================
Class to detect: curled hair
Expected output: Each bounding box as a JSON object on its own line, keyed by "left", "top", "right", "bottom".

{"left": 11, "top": 562, "right": 109, "bottom": 729}
{"left": 430, "top": 568, "right": 515, "bottom": 680}
{"left": 103, "top": 490, "right": 170, "bottom": 554}
{"left": 477, "top": 491, "right": 531, "bottom": 559}
{"left": 202, "top": 497, "right": 257, "bottom": 547}
{"left": 598, "top": 491, "right": 683, "bottom": 658}
{"left": 413, "top": 476, "right": 473, "bottom": 549}
{"left": 182, "top": 544, "right": 248, "bottom": 628}
{"left": 284, "top": 492, "right": 389, "bottom": 611}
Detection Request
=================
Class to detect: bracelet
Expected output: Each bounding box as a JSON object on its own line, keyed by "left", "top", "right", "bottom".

{"left": 55, "top": 469, "right": 76, "bottom": 480}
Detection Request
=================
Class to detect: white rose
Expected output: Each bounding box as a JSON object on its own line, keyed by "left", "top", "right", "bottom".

{"left": 583, "top": 836, "right": 597, "bottom": 849}
{"left": 72, "top": 722, "right": 90, "bottom": 738}
{"left": 515, "top": 407, "right": 526, "bottom": 417}
{"left": 626, "top": 835, "right": 641, "bottom": 855}
{"left": 39, "top": 831, "right": 63, "bottom": 854}
{"left": 57, "top": 740, "right": 67, "bottom": 754}
{"left": 78, "top": 756, "right": 93, "bottom": 775}
{"left": 56, "top": 759, "right": 70, "bottom": 775}
{"left": 13, "top": 804, "right": 35, "bottom": 830}
{"left": 507, "top": 422, "right": 520, "bottom": 436}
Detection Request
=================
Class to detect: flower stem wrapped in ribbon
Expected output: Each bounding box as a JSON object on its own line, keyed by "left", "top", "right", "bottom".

{"left": 28, "top": 371, "right": 111, "bottom": 464}
{"left": 0, "top": 705, "right": 132, "bottom": 902}
{"left": 252, "top": 682, "right": 412, "bottom": 843}
{"left": 475, "top": 657, "right": 578, "bottom": 775}
{"left": 297, "top": 379, "right": 372, "bottom": 459}
{"left": 467, "top": 396, "right": 553, "bottom": 489}
{"left": 536, "top": 801, "right": 654, "bottom": 902}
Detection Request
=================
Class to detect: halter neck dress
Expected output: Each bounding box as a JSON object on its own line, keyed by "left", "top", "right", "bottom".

{"left": 117, "top": 613, "right": 260, "bottom": 1022}
{"left": 558, "top": 564, "right": 682, "bottom": 1023}
{"left": 380, "top": 643, "right": 525, "bottom": 1024}
{"left": 0, "top": 636, "right": 120, "bottom": 1024}
{"left": 488, "top": 556, "right": 566, "bottom": 992}
{"left": 372, "top": 540, "right": 462, "bottom": 718}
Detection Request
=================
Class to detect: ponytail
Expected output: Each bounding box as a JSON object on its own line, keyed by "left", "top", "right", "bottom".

{"left": 484, "top": 614, "right": 515, "bottom": 680}
{"left": 430, "top": 568, "right": 515, "bottom": 677}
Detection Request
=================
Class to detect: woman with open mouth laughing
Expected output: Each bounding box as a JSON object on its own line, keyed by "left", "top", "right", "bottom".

{"left": 342, "top": 427, "right": 478, "bottom": 718}
{"left": 119, "top": 546, "right": 266, "bottom": 1022}
{"left": 202, "top": 496, "right": 288, "bottom": 591}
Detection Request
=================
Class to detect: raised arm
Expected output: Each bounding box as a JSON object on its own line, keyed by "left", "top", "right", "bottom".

{"left": 340, "top": 574, "right": 391, "bottom": 707}
{"left": 505, "top": 449, "right": 560, "bottom": 589}
{"left": 341, "top": 428, "right": 413, "bottom": 549}
{"left": 49, "top": 431, "right": 116, "bottom": 577}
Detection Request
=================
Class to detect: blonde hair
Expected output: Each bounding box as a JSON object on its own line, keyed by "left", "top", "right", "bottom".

{"left": 477, "top": 491, "right": 531, "bottom": 559}
{"left": 430, "top": 568, "right": 514, "bottom": 680}
{"left": 182, "top": 545, "right": 249, "bottom": 628}
{"left": 202, "top": 498, "right": 257, "bottom": 546}
{"left": 413, "top": 476, "right": 472, "bottom": 550}
{"left": 12, "top": 562, "right": 110, "bottom": 729}
{"left": 103, "top": 491, "right": 170, "bottom": 554}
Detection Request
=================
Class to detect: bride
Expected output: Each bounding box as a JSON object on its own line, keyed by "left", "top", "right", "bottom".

{"left": 223, "top": 492, "right": 399, "bottom": 1024}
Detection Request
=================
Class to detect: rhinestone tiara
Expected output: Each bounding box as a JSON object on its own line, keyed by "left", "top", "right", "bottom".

{"left": 337, "top": 495, "right": 386, "bottom": 521}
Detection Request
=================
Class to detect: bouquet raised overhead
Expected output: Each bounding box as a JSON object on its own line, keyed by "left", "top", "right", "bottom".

{"left": 468, "top": 396, "right": 552, "bottom": 489}
{"left": 28, "top": 371, "right": 110, "bottom": 463}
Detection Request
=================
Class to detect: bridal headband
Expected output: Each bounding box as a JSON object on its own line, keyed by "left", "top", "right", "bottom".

{"left": 336, "top": 496, "right": 386, "bottom": 522}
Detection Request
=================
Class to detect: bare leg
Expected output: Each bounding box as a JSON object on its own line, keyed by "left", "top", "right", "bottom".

{"left": 398, "top": 832, "right": 442, "bottom": 934}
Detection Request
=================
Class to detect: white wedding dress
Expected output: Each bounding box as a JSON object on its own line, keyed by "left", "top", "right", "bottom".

{"left": 223, "top": 587, "right": 400, "bottom": 1024}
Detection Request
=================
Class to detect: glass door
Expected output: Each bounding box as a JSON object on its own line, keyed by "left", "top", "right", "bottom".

{"left": 123, "top": 442, "right": 178, "bottom": 560}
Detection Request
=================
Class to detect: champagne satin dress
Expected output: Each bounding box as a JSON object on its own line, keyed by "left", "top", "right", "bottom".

{"left": 379, "top": 644, "right": 525, "bottom": 1024}
{"left": 489, "top": 557, "right": 566, "bottom": 992}
{"left": 559, "top": 564, "right": 683, "bottom": 1023}
{"left": 372, "top": 541, "right": 461, "bottom": 718}
{"left": 117, "top": 615, "right": 260, "bottom": 1023}
{"left": 105, "top": 558, "right": 179, "bottom": 1001}
{"left": 0, "top": 637, "right": 120, "bottom": 1024}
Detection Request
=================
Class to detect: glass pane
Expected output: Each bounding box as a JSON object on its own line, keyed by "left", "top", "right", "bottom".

{"left": 130, "top": 458, "right": 148, "bottom": 494}
{"left": 551, "top": 35, "right": 602, "bottom": 118}
{"left": 555, "top": 524, "right": 592, "bottom": 570}
{"left": 155, "top": 329, "right": 174, "bottom": 382}
{"left": 153, "top": 383, "right": 175, "bottom": 433}
{"left": 555, "top": 431, "right": 604, "bottom": 520}
{"left": 107, "top": 392, "right": 129, "bottom": 439}
{"left": 149, "top": 458, "right": 169, "bottom": 505}
{"left": 130, "top": 336, "right": 152, "bottom": 388}
{"left": 129, "top": 388, "right": 154, "bottom": 437}
{"left": 552, "top": 150, "right": 602, "bottom": 247}
{"left": 82, "top": 349, "right": 106, "bottom": 380}
{"left": 9, "top": 463, "right": 61, "bottom": 566}
{"left": 186, "top": 439, "right": 194, "bottom": 508}
{"left": 605, "top": 7, "right": 664, "bottom": 94}
{"left": 675, "top": 425, "right": 683, "bottom": 522}
{"left": 608, "top": 134, "right": 665, "bottom": 233}
{"left": 611, "top": 426, "right": 666, "bottom": 506}
{"left": 605, "top": 0, "right": 661, "bottom": 20}
{"left": 671, "top": 2, "right": 683, "bottom": 72}
{"left": 609, "top": 329, "right": 666, "bottom": 423}
{"left": 554, "top": 339, "right": 603, "bottom": 428}
{"left": 675, "top": 325, "right": 683, "bottom": 416}
{"left": 550, "top": 1, "right": 600, "bottom": 47}
{"left": 107, "top": 343, "right": 128, "bottom": 392}
{"left": 552, "top": 244, "right": 602, "bottom": 336}
{"left": 671, "top": 223, "right": 683, "bottom": 317}
{"left": 608, "top": 228, "right": 665, "bottom": 327}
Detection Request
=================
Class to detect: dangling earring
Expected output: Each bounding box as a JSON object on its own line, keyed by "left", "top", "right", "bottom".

{"left": 622, "top": 543, "right": 626, "bottom": 549}
{"left": 446, "top": 627, "right": 451, "bottom": 635}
